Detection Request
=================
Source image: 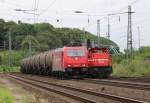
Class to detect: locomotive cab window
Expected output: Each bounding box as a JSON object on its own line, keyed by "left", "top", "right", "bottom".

{"left": 67, "top": 50, "right": 85, "bottom": 56}
{"left": 91, "top": 50, "right": 104, "bottom": 53}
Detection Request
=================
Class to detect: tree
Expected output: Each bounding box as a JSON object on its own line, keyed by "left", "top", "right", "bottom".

{"left": 9, "top": 23, "right": 35, "bottom": 49}
{"left": 21, "top": 35, "right": 40, "bottom": 52}
{"left": 0, "top": 19, "right": 6, "bottom": 44}
{"left": 36, "top": 31, "right": 62, "bottom": 51}
{"left": 0, "top": 19, "right": 119, "bottom": 52}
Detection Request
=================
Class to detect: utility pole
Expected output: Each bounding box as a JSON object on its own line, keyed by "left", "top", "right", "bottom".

{"left": 127, "top": 5, "right": 134, "bottom": 59}
{"left": 137, "top": 26, "right": 141, "bottom": 49}
{"left": 107, "top": 15, "right": 110, "bottom": 40}
{"left": 34, "top": 0, "right": 38, "bottom": 23}
{"left": 97, "top": 20, "right": 100, "bottom": 47}
{"left": 8, "top": 31, "right": 12, "bottom": 67}
{"left": 3, "top": 40, "right": 6, "bottom": 50}
{"left": 83, "top": 27, "right": 86, "bottom": 37}
{"left": 14, "top": 7, "right": 39, "bottom": 57}
{"left": 29, "top": 36, "right": 32, "bottom": 56}
{"left": 28, "top": 0, "right": 37, "bottom": 56}
{"left": 82, "top": 27, "right": 86, "bottom": 46}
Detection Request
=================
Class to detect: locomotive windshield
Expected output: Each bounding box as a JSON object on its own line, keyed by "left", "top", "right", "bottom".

{"left": 91, "top": 50, "right": 103, "bottom": 53}
{"left": 67, "top": 50, "right": 85, "bottom": 56}
{"left": 91, "top": 49, "right": 107, "bottom": 54}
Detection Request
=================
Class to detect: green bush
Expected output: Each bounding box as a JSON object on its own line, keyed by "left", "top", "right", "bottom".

{"left": 0, "top": 50, "right": 28, "bottom": 66}
{"left": 112, "top": 46, "right": 150, "bottom": 77}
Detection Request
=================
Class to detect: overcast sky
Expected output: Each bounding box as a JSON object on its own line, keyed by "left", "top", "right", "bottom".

{"left": 0, "top": 0, "right": 150, "bottom": 51}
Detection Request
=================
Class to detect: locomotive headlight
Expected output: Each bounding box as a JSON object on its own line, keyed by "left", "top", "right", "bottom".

{"left": 82, "top": 64, "right": 86, "bottom": 67}
{"left": 68, "top": 64, "right": 71, "bottom": 67}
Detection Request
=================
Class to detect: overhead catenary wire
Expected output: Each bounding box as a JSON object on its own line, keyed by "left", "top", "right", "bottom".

{"left": 114, "top": 0, "right": 140, "bottom": 13}
{"left": 105, "top": 16, "right": 150, "bottom": 32}
{"left": 82, "top": 0, "right": 140, "bottom": 29}
{"left": 83, "top": 1, "right": 144, "bottom": 42}
{"left": 1, "top": 0, "right": 146, "bottom": 35}
{"left": 8, "top": 0, "right": 141, "bottom": 31}
{"left": 33, "top": 0, "right": 38, "bottom": 23}
{"left": 39, "top": 0, "right": 57, "bottom": 16}
{"left": 0, "top": 0, "right": 28, "bottom": 8}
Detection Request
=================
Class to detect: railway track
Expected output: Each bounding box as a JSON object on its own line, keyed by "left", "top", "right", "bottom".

{"left": 108, "top": 76, "right": 150, "bottom": 83}
{"left": 8, "top": 74, "right": 148, "bottom": 103}
{"left": 81, "top": 79, "right": 150, "bottom": 91}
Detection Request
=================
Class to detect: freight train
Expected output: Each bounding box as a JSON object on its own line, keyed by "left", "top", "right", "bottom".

{"left": 20, "top": 46, "right": 112, "bottom": 78}
{"left": 21, "top": 46, "right": 88, "bottom": 78}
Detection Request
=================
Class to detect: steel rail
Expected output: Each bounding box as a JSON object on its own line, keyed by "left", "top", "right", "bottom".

{"left": 8, "top": 74, "right": 96, "bottom": 103}
{"left": 82, "top": 79, "right": 150, "bottom": 91}
{"left": 8, "top": 74, "right": 148, "bottom": 103}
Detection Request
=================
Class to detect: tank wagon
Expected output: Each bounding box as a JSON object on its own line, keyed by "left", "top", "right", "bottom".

{"left": 88, "top": 47, "right": 112, "bottom": 78}
{"left": 21, "top": 46, "right": 88, "bottom": 78}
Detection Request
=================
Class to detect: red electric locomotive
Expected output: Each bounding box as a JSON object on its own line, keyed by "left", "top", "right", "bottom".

{"left": 87, "top": 47, "right": 112, "bottom": 78}
{"left": 52, "top": 46, "right": 88, "bottom": 78}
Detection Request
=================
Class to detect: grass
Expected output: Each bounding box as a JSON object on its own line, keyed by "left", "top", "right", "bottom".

{"left": 0, "top": 87, "right": 14, "bottom": 103}
{"left": 112, "top": 47, "right": 150, "bottom": 77}
{"left": 112, "top": 62, "right": 150, "bottom": 77}
{"left": 0, "top": 50, "right": 26, "bottom": 73}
